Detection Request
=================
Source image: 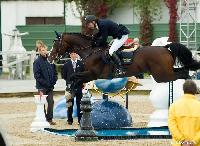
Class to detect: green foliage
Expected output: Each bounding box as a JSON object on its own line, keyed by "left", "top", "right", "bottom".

{"left": 65, "top": 0, "right": 128, "bottom": 18}
{"left": 65, "top": 0, "right": 128, "bottom": 32}
{"left": 131, "top": 0, "right": 161, "bottom": 20}
{"left": 104, "top": 0, "right": 129, "bottom": 14}
{"left": 66, "top": 0, "right": 88, "bottom": 18}
{"left": 130, "top": 0, "right": 161, "bottom": 45}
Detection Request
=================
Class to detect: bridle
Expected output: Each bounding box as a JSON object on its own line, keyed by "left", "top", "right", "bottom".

{"left": 52, "top": 34, "right": 69, "bottom": 61}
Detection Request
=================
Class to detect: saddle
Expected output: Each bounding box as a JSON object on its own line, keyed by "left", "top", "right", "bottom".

{"left": 103, "top": 48, "right": 137, "bottom": 65}
{"left": 120, "top": 39, "right": 141, "bottom": 64}
{"left": 117, "top": 51, "right": 134, "bottom": 65}
{"left": 103, "top": 38, "right": 140, "bottom": 65}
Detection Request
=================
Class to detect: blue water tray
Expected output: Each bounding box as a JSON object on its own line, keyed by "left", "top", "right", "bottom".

{"left": 44, "top": 126, "right": 172, "bottom": 140}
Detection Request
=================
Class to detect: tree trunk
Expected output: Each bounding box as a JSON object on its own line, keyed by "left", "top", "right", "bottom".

{"left": 140, "top": 9, "right": 153, "bottom": 46}
{"left": 165, "top": 0, "right": 178, "bottom": 42}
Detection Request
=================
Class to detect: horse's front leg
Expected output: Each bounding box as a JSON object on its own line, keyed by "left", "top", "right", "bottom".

{"left": 70, "top": 71, "right": 98, "bottom": 89}
{"left": 70, "top": 70, "right": 98, "bottom": 82}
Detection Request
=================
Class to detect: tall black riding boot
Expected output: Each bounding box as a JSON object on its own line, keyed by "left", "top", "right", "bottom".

{"left": 111, "top": 52, "right": 125, "bottom": 77}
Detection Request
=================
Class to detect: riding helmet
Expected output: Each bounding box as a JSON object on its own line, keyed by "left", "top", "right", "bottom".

{"left": 85, "top": 15, "right": 97, "bottom": 23}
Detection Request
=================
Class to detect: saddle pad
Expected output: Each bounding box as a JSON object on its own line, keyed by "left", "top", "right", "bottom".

{"left": 118, "top": 51, "right": 134, "bottom": 65}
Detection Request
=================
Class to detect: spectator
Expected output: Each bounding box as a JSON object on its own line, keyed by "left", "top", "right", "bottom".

{"left": 35, "top": 40, "right": 46, "bottom": 52}
{"left": 35, "top": 40, "right": 46, "bottom": 60}
{"left": 62, "top": 51, "right": 84, "bottom": 125}
{"left": 168, "top": 80, "right": 200, "bottom": 146}
{"left": 33, "top": 46, "right": 57, "bottom": 125}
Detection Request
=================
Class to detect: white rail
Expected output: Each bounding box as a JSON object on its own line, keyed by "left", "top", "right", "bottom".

{"left": 0, "top": 51, "right": 70, "bottom": 80}
{"left": 0, "top": 51, "right": 36, "bottom": 79}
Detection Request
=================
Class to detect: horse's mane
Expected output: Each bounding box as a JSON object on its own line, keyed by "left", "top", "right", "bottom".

{"left": 63, "top": 32, "right": 92, "bottom": 40}
{"left": 62, "top": 32, "right": 108, "bottom": 52}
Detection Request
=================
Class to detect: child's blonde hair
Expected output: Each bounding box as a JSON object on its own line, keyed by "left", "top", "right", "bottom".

{"left": 35, "top": 40, "right": 48, "bottom": 52}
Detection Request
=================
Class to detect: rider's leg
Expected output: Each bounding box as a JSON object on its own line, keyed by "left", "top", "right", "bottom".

{"left": 109, "top": 35, "right": 129, "bottom": 55}
{"left": 109, "top": 35, "right": 128, "bottom": 75}
{"left": 111, "top": 51, "right": 124, "bottom": 75}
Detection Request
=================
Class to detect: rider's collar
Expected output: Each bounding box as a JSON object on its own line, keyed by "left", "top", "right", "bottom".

{"left": 71, "top": 59, "right": 77, "bottom": 63}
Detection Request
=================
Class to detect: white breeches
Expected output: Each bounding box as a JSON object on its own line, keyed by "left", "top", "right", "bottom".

{"left": 109, "top": 34, "right": 128, "bottom": 56}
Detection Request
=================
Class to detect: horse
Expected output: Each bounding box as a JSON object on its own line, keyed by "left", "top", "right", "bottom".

{"left": 48, "top": 32, "right": 200, "bottom": 88}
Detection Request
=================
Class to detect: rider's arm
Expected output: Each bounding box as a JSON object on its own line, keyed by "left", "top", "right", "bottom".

{"left": 96, "top": 30, "right": 108, "bottom": 46}
{"left": 92, "top": 24, "right": 108, "bottom": 46}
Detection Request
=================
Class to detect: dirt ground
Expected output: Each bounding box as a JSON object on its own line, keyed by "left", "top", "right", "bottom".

{"left": 0, "top": 94, "right": 172, "bottom": 146}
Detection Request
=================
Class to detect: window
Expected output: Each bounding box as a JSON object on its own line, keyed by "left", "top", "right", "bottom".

{"left": 26, "top": 17, "right": 64, "bottom": 25}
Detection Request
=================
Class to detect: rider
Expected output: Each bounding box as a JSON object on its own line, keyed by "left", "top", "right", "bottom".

{"left": 84, "top": 15, "right": 130, "bottom": 76}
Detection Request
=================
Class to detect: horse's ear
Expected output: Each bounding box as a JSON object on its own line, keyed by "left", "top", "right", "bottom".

{"left": 54, "top": 31, "right": 61, "bottom": 39}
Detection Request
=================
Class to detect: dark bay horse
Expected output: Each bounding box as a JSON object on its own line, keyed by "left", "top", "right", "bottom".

{"left": 48, "top": 32, "right": 200, "bottom": 87}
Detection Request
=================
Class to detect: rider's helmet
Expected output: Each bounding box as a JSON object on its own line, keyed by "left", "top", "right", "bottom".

{"left": 85, "top": 15, "right": 97, "bottom": 24}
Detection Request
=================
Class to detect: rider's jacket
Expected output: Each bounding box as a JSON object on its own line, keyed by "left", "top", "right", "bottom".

{"left": 92, "top": 19, "right": 130, "bottom": 47}
{"left": 62, "top": 59, "right": 84, "bottom": 85}
{"left": 33, "top": 55, "right": 57, "bottom": 90}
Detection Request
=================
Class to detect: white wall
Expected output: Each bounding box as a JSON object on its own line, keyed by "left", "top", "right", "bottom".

{"left": 109, "top": 6, "right": 134, "bottom": 24}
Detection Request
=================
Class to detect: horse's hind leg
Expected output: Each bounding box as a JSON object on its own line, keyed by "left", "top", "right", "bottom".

{"left": 150, "top": 65, "right": 177, "bottom": 82}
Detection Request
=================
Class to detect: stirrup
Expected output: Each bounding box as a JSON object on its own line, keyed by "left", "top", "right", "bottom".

{"left": 115, "top": 68, "right": 125, "bottom": 77}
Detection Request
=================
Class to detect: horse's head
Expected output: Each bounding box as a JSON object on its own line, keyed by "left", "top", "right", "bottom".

{"left": 48, "top": 32, "right": 92, "bottom": 63}
{"left": 48, "top": 32, "right": 72, "bottom": 63}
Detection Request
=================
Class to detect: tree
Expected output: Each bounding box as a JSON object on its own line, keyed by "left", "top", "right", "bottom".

{"left": 66, "top": 0, "right": 124, "bottom": 19}
{"left": 131, "top": 0, "right": 161, "bottom": 45}
{"left": 65, "top": 0, "right": 106, "bottom": 33}
{"left": 66, "top": 0, "right": 129, "bottom": 20}
{"left": 164, "top": 0, "right": 178, "bottom": 42}
{"left": 66, "top": 0, "right": 126, "bottom": 33}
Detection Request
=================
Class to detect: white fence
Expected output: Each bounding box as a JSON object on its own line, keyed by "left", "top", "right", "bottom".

{"left": 0, "top": 51, "right": 36, "bottom": 80}
{"left": 0, "top": 51, "right": 69, "bottom": 80}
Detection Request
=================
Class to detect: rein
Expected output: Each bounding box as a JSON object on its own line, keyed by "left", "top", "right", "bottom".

{"left": 81, "top": 48, "right": 103, "bottom": 62}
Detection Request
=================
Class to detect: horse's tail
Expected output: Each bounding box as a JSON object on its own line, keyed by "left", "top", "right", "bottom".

{"left": 165, "top": 43, "right": 200, "bottom": 71}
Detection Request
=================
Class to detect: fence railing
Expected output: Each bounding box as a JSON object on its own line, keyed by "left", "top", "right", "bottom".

{"left": 0, "top": 51, "right": 36, "bottom": 80}
{"left": 0, "top": 51, "right": 71, "bottom": 80}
